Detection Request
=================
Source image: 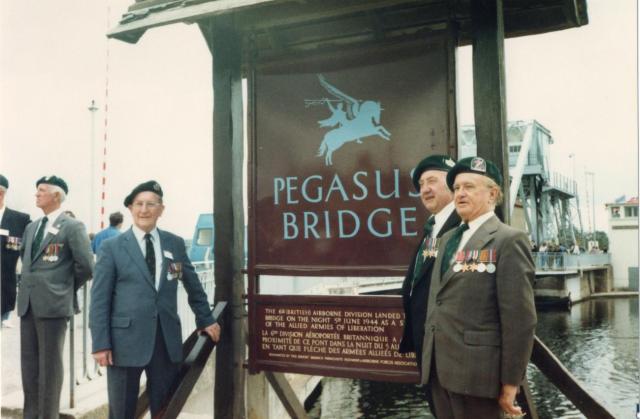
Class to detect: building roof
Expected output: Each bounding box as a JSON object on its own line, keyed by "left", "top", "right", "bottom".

{"left": 108, "top": 0, "right": 589, "bottom": 55}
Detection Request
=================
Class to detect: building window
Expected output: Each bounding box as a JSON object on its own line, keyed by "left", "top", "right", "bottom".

{"left": 508, "top": 145, "right": 521, "bottom": 153}
{"left": 624, "top": 206, "right": 638, "bottom": 218}
{"left": 611, "top": 207, "right": 620, "bottom": 218}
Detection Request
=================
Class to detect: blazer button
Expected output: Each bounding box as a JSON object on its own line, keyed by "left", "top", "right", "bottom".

{"left": 436, "top": 299, "right": 442, "bottom": 306}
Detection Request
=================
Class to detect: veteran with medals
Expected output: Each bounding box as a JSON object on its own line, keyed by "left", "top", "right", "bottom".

{"left": 89, "top": 181, "right": 221, "bottom": 419}
{"left": 399, "top": 155, "right": 460, "bottom": 417}
{"left": 0, "top": 174, "right": 31, "bottom": 327}
{"left": 420, "top": 157, "right": 537, "bottom": 419}
{"left": 18, "top": 176, "right": 94, "bottom": 419}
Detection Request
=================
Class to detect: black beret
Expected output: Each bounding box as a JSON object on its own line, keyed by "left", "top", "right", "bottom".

{"left": 124, "top": 180, "right": 163, "bottom": 207}
{"left": 0, "top": 174, "right": 8, "bottom": 189}
{"left": 36, "top": 175, "right": 68, "bottom": 194}
{"left": 412, "top": 155, "right": 457, "bottom": 191}
{"left": 446, "top": 156, "right": 503, "bottom": 190}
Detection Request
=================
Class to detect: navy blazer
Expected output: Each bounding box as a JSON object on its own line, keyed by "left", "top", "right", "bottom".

{"left": 1, "top": 207, "right": 31, "bottom": 313}
{"left": 89, "top": 228, "right": 215, "bottom": 367}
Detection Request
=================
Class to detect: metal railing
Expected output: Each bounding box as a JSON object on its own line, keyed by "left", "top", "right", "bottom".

{"left": 532, "top": 252, "right": 611, "bottom": 271}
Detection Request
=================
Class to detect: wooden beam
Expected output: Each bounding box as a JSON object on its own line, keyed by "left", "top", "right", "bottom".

{"left": 471, "top": 0, "right": 510, "bottom": 223}
{"left": 264, "top": 372, "right": 310, "bottom": 419}
{"left": 531, "top": 336, "right": 616, "bottom": 418}
{"left": 200, "top": 15, "right": 247, "bottom": 419}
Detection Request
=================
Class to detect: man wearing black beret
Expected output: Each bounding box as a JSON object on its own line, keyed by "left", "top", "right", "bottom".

{"left": 18, "top": 175, "right": 94, "bottom": 419}
{"left": 0, "top": 174, "right": 31, "bottom": 328}
{"left": 398, "top": 154, "right": 460, "bottom": 417}
{"left": 420, "top": 157, "right": 537, "bottom": 418}
{"left": 90, "top": 180, "right": 221, "bottom": 419}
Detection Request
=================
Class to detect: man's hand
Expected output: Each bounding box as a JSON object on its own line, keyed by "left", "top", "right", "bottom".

{"left": 93, "top": 349, "right": 113, "bottom": 367}
{"left": 498, "top": 384, "right": 523, "bottom": 416}
{"left": 202, "top": 322, "right": 221, "bottom": 342}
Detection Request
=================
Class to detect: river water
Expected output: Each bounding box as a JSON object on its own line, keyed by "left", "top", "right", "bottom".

{"left": 308, "top": 297, "right": 639, "bottom": 419}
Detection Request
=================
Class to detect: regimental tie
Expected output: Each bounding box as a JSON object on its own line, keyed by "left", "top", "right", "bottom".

{"left": 144, "top": 233, "right": 156, "bottom": 281}
{"left": 412, "top": 216, "right": 436, "bottom": 287}
{"left": 31, "top": 216, "right": 48, "bottom": 259}
{"left": 440, "top": 223, "right": 470, "bottom": 277}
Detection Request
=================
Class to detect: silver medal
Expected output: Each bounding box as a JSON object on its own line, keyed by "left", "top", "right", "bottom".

{"left": 477, "top": 263, "right": 486, "bottom": 272}
{"left": 486, "top": 263, "right": 496, "bottom": 273}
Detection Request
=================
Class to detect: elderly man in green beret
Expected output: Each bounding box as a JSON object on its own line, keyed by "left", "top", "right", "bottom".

{"left": 398, "top": 154, "right": 460, "bottom": 416}
{"left": 17, "top": 176, "right": 94, "bottom": 419}
{"left": 420, "top": 157, "right": 537, "bottom": 419}
{"left": 90, "top": 180, "right": 220, "bottom": 419}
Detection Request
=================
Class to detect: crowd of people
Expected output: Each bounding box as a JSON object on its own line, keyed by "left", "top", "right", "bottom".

{"left": 0, "top": 175, "right": 220, "bottom": 419}
{"left": 2, "top": 153, "right": 539, "bottom": 418}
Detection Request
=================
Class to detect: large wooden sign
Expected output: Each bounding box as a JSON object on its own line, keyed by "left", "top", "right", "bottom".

{"left": 249, "top": 35, "right": 456, "bottom": 276}
{"left": 248, "top": 32, "right": 456, "bottom": 380}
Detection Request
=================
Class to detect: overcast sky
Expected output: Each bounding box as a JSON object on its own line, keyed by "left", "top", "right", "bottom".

{"left": 1, "top": 0, "right": 637, "bottom": 238}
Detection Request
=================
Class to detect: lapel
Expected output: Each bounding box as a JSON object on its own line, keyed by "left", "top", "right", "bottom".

{"left": 413, "top": 209, "right": 461, "bottom": 288}
{"left": 123, "top": 228, "right": 157, "bottom": 291}
{"left": 157, "top": 229, "right": 170, "bottom": 292}
{"left": 31, "top": 213, "right": 65, "bottom": 263}
{"left": 437, "top": 214, "right": 499, "bottom": 293}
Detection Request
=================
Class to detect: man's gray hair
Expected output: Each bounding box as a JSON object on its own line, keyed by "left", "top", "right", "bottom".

{"left": 47, "top": 184, "right": 67, "bottom": 203}
{"left": 0, "top": 185, "right": 7, "bottom": 193}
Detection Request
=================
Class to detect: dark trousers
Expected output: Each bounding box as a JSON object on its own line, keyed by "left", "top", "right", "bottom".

{"left": 20, "top": 308, "right": 68, "bottom": 419}
{"left": 430, "top": 360, "right": 501, "bottom": 419}
{"left": 107, "top": 322, "right": 180, "bottom": 419}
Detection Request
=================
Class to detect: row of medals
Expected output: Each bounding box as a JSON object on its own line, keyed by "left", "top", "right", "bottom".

{"left": 5, "top": 237, "right": 21, "bottom": 251}
{"left": 43, "top": 244, "right": 63, "bottom": 262}
{"left": 453, "top": 249, "right": 496, "bottom": 273}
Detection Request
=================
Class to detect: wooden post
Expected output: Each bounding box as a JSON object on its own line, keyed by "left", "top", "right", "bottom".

{"left": 471, "top": 0, "right": 510, "bottom": 224}
{"left": 199, "top": 16, "right": 246, "bottom": 419}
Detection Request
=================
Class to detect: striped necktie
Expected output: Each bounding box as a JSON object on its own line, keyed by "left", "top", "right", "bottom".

{"left": 31, "top": 216, "right": 48, "bottom": 259}
{"left": 440, "top": 223, "right": 469, "bottom": 277}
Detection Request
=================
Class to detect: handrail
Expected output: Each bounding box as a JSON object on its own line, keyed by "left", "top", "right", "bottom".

{"left": 135, "top": 301, "right": 227, "bottom": 419}
{"left": 530, "top": 336, "right": 615, "bottom": 418}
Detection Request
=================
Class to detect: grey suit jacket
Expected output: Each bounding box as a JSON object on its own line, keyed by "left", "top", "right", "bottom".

{"left": 17, "top": 212, "right": 94, "bottom": 318}
{"left": 89, "top": 228, "right": 215, "bottom": 367}
{"left": 420, "top": 214, "right": 537, "bottom": 399}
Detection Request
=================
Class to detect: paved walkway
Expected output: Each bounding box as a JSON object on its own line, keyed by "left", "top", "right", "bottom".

{"left": 1, "top": 309, "right": 215, "bottom": 418}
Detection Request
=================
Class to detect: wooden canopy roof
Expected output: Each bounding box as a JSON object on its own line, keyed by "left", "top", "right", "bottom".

{"left": 109, "top": 0, "right": 588, "bottom": 56}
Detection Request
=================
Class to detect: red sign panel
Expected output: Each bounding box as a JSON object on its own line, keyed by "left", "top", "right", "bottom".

{"left": 253, "top": 295, "right": 419, "bottom": 383}
{"left": 250, "top": 36, "right": 455, "bottom": 275}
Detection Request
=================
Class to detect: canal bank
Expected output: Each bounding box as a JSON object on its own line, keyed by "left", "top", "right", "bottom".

{"left": 306, "top": 296, "right": 639, "bottom": 419}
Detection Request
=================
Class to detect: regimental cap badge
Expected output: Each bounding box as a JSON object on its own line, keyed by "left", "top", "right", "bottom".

{"left": 445, "top": 158, "right": 455, "bottom": 168}
{"left": 471, "top": 157, "right": 486, "bottom": 173}
{"left": 153, "top": 183, "right": 161, "bottom": 192}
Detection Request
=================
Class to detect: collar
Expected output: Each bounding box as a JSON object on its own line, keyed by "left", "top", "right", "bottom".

{"left": 42, "top": 207, "right": 64, "bottom": 226}
{"left": 132, "top": 225, "right": 160, "bottom": 244}
{"left": 432, "top": 201, "right": 455, "bottom": 237}
{"left": 465, "top": 210, "right": 495, "bottom": 234}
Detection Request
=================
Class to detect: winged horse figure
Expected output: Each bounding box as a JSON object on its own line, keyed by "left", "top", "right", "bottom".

{"left": 313, "top": 75, "right": 391, "bottom": 166}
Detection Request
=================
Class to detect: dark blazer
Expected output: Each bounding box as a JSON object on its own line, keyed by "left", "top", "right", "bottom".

{"left": 420, "top": 214, "right": 537, "bottom": 399}
{"left": 18, "top": 212, "right": 94, "bottom": 318}
{"left": 399, "top": 209, "right": 460, "bottom": 357}
{"left": 89, "top": 228, "right": 215, "bottom": 367}
{"left": 1, "top": 208, "right": 31, "bottom": 314}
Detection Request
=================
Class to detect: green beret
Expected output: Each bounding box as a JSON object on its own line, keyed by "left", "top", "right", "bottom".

{"left": 0, "top": 174, "right": 8, "bottom": 189}
{"left": 446, "top": 156, "right": 503, "bottom": 190}
{"left": 36, "top": 175, "right": 68, "bottom": 194}
{"left": 124, "top": 180, "right": 163, "bottom": 207}
{"left": 412, "top": 155, "right": 456, "bottom": 191}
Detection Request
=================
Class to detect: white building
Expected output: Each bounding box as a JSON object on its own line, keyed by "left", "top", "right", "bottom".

{"left": 605, "top": 197, "right": 639, "bottom": 290}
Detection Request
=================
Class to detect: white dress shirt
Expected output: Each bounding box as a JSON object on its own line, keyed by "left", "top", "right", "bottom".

{"left": 431, "top": 201, "right": 456, "bottom": 239}
{"left": 456, "top": 210, "right": 495, "bottom": 252}
{"left": 132, "top": 225, "right": 163, "bottom": 289}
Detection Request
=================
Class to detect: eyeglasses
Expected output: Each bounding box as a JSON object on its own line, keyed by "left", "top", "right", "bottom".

{"left": 132, "top": 201, "right": 161, "bottom": 209}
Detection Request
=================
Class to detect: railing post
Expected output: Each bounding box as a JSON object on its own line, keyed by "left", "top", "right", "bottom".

{"left": 69, "top": 314, "right": 75, "bottom": 409}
